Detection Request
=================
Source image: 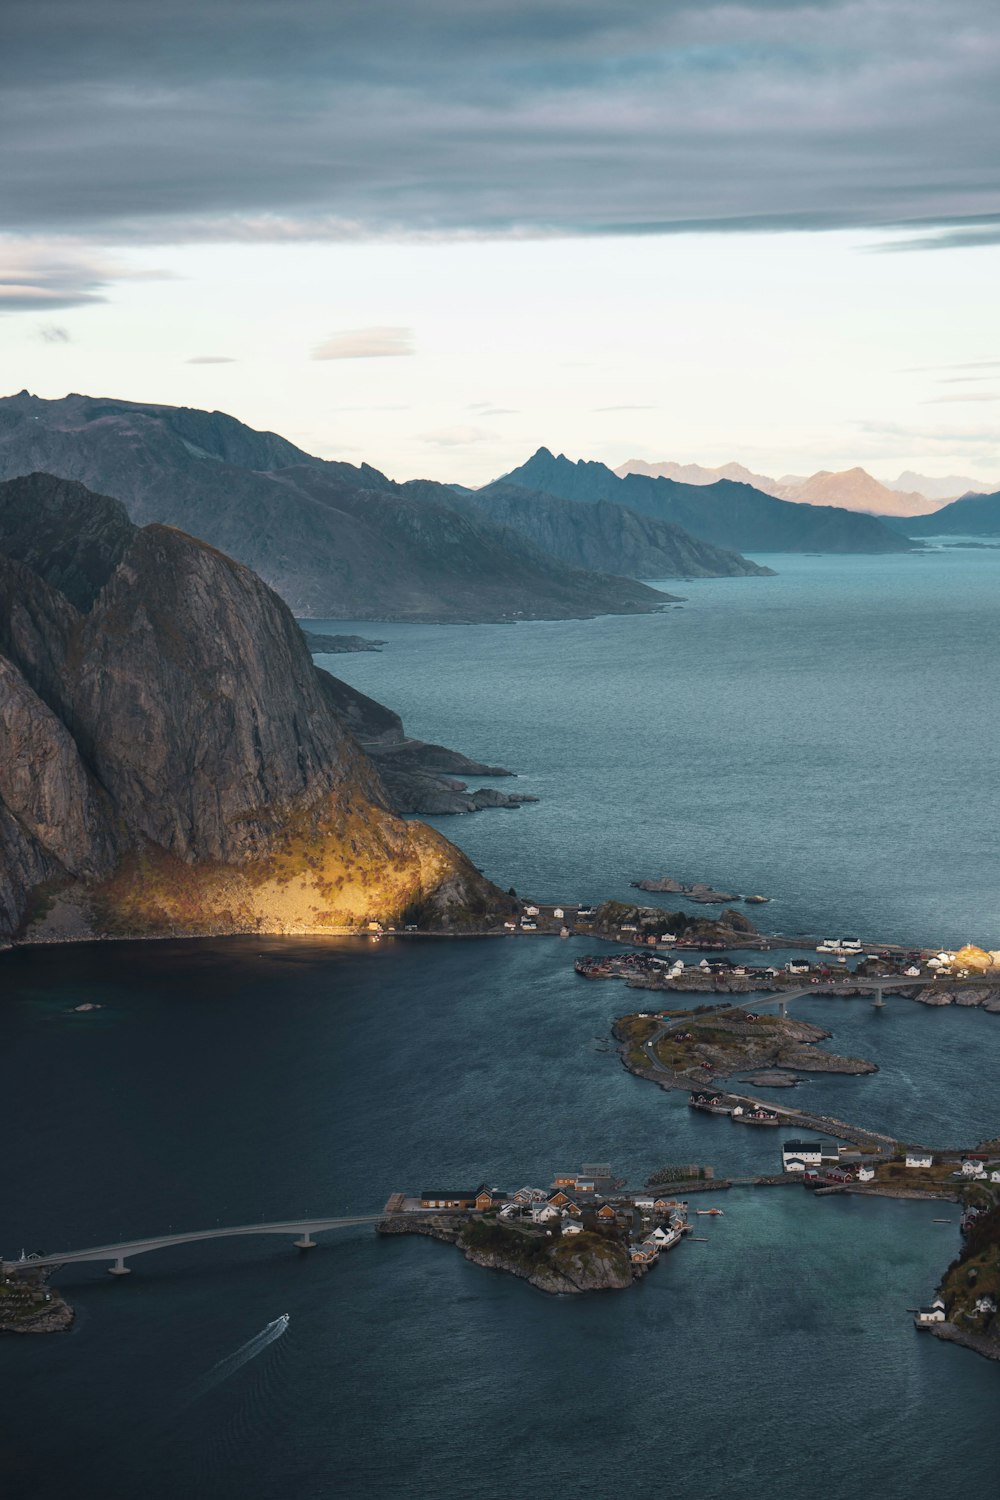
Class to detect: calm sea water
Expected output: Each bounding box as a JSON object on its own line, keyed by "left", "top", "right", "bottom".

{"left": 320, "top": 545, "right": 1000, "bottom": 949}
{"left": 2, "top": 547, "right": 999, "bottom": 1498}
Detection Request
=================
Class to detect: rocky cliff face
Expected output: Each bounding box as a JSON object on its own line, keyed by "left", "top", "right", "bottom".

{"left": 0, "top": 394, "right": 669, "bottom": 621}
{"left": 0, "top": 475, "right": 514, "bottom": 943}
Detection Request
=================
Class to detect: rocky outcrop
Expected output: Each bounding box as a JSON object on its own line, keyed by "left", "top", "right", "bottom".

{"left": 592, "top": 900, "right": 758, "bottom": 942}
{"left": 0, "top": 476, "right": 516, "bottom": 942}
{"left": 377, "top": 1215, "right": 634, "bottom": 1293}
{"left": 0, "top": 1273, "right": 74, "bottom": 1334}
{"left": 312, "top": 672, "right": 531, "bottom": 814}
{"left": 300, "top": 630, "right": 386, "bottom": 653}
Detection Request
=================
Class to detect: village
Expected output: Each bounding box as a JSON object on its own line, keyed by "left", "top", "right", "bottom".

{"left": 381, "top": 1165, "right": 702, "bottom": 1282}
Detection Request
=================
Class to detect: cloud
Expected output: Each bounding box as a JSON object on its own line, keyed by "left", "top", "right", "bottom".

{"left": 3, "top": 3, "right": 1000, "bottom": 247}
{"left": 0, "top": 238, "right": 175, "bottom": 312}
{"left": 185, "top": 355, "right": 236, "bottom": 363}
{"left": 418, "top": 424, "right": 491, "bottom": 446}
{"left": 0, "top": 245, "right": 112, "bottom": 310}
{"left": 312, "top": 326, "right": 414, "bottom": 360}
{"left": 37, "top": 322, "right": 71, "bottom": 342}
{"left": 922, "top": 393, "right": 1000, "bottom": 404}
{"left": 593, "top": 403, "right": 656, "bottom": 411}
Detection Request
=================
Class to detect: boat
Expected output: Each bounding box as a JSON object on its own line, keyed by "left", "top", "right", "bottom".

{"left": 695, "top": 1208, "right": 725, "bottom": 1216}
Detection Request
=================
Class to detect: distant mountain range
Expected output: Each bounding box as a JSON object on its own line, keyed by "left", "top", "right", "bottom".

{"left": 502, "top": 449, "right": 913, "bottom": 553}
{"left": 0, "top": 392, "right": 777, "bottom": 622}
{"left": 0, "top": 392, "right": 677, "bottom": 623}
{"left": 616, "top": 459, "right": 994, "bottom": 516}
{"left": 413, "top": 480, "right": 773, "bottom": 580}
{"left": 880, "top": 488, "right": 1000, "bottom": 536}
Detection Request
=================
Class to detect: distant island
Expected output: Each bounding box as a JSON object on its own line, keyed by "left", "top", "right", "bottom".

{"left": 631, "top": 875, "right": 770, "bottom": 904}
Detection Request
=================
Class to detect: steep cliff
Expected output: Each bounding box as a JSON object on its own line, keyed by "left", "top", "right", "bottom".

{"left": 0, "top": 477, "right": 514, "bottom": 943}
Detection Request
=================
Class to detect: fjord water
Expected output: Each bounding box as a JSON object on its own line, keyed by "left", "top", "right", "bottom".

{"left": 3, "top": 547, "right": 1000, "bottom": 1498}
{"left": 324, "top": 545, "right": 1000, "bottom": 948}
{"left": 2, "top": 937, "right": 1000, "bottom": 1498}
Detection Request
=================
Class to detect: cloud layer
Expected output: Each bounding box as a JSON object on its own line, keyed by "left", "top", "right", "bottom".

{"left": 312, "top": 327, "right": 415, "bottom": 360}
{"left": 3, "top": 1, "right": 999, "bottom": 248}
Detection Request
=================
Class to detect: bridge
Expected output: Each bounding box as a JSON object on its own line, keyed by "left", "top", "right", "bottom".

{"left": 3, "top": 1213, "right": 401, "bottom": 1277}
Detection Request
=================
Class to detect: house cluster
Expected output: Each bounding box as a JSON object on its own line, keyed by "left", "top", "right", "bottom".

{"left": 419, "top": 1166, "right": 689, "bottom": 1270}
{"left": 504, "top": 902, "right": 590, "bottom": 935}
{"left": 925, "top": 944, "right": 1000, "bottom": 978}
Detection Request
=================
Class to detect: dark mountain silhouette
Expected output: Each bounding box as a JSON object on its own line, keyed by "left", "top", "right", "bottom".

{"left": 500, "top": 448, "right": 914, "bottom": 554}
{"left": 883, "top": 489, "right": 1000, "bottom": 535}
{"left": 407, "top": 479, "right": 772, "bottom": 579}
{"left": 0, "top": 393, "right": 668, "bottom": 621}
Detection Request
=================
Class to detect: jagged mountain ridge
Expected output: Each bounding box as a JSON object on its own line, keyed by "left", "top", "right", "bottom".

{"left": 0, "top": 474, "right": 515, "bottom": 942}
{"left": 415, "top": 480, "right": 772, "bottom": 580}
{"left": 0, "top": 392, "right": 668, "bottom": 622}
{"left": 504, "top": 449, "right": 914, "bottom": 553}
{"left": 617, "top": 457, "right": 988, "bottom": 515}
{"left": 882, "top": 488, "right": 1000, "bottom": 535}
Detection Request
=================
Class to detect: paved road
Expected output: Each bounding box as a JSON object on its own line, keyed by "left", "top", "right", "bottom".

{"left": 636, "top": 981, "right": 922, "bottom": 1150}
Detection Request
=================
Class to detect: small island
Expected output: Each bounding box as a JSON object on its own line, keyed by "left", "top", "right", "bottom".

{"left": 631, "top": 876, "right": 769, "bottom": 905}
{"left": 378, "top": 1173, "right": 692, "bottom": 1292}
{"left": 613, "top": 1006, "right": 878, "bottom": 1085}
{"left": 0, "top": 1269, "right": 73, "bottom": 1335}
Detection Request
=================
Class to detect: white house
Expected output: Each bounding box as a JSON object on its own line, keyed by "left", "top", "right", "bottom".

{"left": 857, "top": 1164, "right": 875, "bottom": 1182}
{"left": 782, "top": 1141, "right": 824, "bottom": 1170}
{"left": 561, "top": 1219, "right": 584, "bottom": 1235}
{"left": 633, "top": 1197, "right": 655, "bottom": 1210}
{"left": 530, "top": 1203, "right": 562, "bottom": 1224}
{"left": 959, "top": 1159, "right": 987, "bottom": 1179}
{"left": 905, "top": 965, "right": 922, "bottom": 977}
{"left": 524, "top": 905, "right": 540, "bottom": 917}
{"left": 974, "top": 1295, "right": 997, "bottom": 1317}
{"left": 905, "top": 1153, "right": 934, "bottom": 1169}
{"left": 786, "top": 960, "right": 811, "bottom": 975}
{"left": 553, "top": 908, "right": 564, "bottom": 920}
{"left": 915, "top": 1297, "right": 946, "bottom": 1326}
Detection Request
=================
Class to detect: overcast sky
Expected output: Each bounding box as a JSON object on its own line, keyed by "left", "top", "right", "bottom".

{"left": 4, "top": 0, "right": 1000, "bottom": 483}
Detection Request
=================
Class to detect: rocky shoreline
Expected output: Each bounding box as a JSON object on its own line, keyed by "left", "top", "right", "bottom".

{"left": 0, "top": 1272, "right": 74, "bottom": 1335}
{"left": 376, "top": 1214, "right": 634, "bottom": 1294}
{"left": 932, "top": 1323, "right": 1000, "bottom": 1361}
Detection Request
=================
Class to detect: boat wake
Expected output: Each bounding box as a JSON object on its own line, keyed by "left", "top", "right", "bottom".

{"left": 177, "top": 1314, "right": 290, "bottom": 1411}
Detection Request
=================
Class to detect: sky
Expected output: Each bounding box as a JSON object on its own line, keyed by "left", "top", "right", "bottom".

{"left": 3, "top": 0, "right": 1000, "bottom": 486}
